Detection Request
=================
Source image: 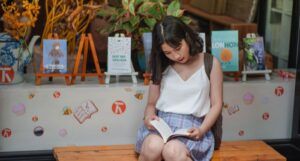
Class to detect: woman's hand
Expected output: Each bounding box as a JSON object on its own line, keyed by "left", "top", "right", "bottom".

{"left": 144, "top": 115, "right": 159, "bottom": 130}
{"left": 187, "top": 127, "right": 205, "bottom": 140}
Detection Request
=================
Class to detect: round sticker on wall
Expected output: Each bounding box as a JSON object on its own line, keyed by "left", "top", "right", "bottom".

{"left": 58, "top": 128, "right": 68, "bottom": 137}
{"left": 238, "top": 130, "right": 245, "bottom": 136}
{"left": 32, "top": 115, "right": 38, "bottom": 122}
{"left": 262, "top": 112, "right": 270, "bottom": 120}
{"left": 12, "top": 103, "right": 26, "bottom": 116}
{"left": 33, "top": 126, "right": 44, "bottom": 137}
{"left": 2, "top": 128, "right": 12, "bottom": 138}
{"left": 275, "top": 86, "right": 284, "bottom": 96}
{"left": 0, "top": 66, "right": 14, "bottom": 83}
{"left": 53, "top": 91, "right": 61, "bottom": 99}
{"left": 243, "top": 92, "right": 254, "bottom": 105}
{"left": 112, "top": 100, "right": 126, "bottom": 115}
{"left": 101, "top": 126, "right": 108, "bottom": 132}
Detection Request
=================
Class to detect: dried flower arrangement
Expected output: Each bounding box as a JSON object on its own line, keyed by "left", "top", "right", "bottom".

{"left": 1, "top": 0, "right": 40, "bottom": 40}
{"left": 42, "top": 0, "right": 104, "bottom": 54}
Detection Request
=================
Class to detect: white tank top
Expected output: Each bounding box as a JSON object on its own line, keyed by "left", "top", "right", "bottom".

{"left": 156, "top": 65, "right": 211, "bottom": 117}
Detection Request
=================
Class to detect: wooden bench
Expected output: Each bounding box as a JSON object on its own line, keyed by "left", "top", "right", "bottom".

{"left": 53, "top": 140, "right": 286, "bottom": 161}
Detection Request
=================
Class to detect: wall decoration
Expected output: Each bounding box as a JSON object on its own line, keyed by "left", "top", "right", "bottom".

{"left": 73, "top": 100, "right": 99, "bottom": 124}
{"left": 134, "top": 90, "right": 144, "bottom": 100}
{"left": 223, "top": 103, "right": 229, "bottom": 109}
{"left": 274, "top": 86, "right": 284, "bottom": 96}
{"left": 58, "top": 128, "right": 68, "bottom": 137}
{"left": 243, "top": 92, "right": 254, "bottom": 105}
{"left": 261, "top": 96, "right": 270, "bottom": 104}
{"left": 112, "top": 100, "right": 126, "bottom": 115}
{"left": 53, "top": 91, "right": 61, "bottom": 99}
{"left": 63, "top": 106, "right": 73, "bottom": 115}
{"left": 28, "top": 92, "right": 35, "bottom": 99}
{"left": 101, "top": 126, "right": 108, "bottom": 133}
{"left": 32, "top": 116, "right": 38, "bottom": 122}
{"left": 262, "top": 112, "right": 270, "bottom": 121}
{"left": 238, "top": 130, "right": 245, "bottom": 136}
{"left": 0, "top": 66, "right": 14, "bottom": 84}
{"left": 33, "top": 126, "right": 44, "bottom": 137}
{"left": 12, "top": 103, "right": 26, "bottom": 116}
{"left": 1, "top": 128, "right": 12, "bottom": 138}
{"left": 227, "top": 104, "right": 240, "bottom": 116}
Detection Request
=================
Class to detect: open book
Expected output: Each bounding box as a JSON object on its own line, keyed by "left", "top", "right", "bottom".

{"left": 150, "top": 118, "right": 190, "bottom": 143}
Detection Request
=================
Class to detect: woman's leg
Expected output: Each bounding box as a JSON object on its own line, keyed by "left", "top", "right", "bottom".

{"left": 162, "top": 140, "right": 193, "bottom": 161}
{"left": 138, "top": 134, "right": 164, "bottom": 161}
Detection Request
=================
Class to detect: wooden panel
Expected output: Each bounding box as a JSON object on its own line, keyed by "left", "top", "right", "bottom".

{"left": 211, "top": 141, "right": 286, "bottom": 161}
{"left": 53, "top": 141, "right": 286, "bottom": 161}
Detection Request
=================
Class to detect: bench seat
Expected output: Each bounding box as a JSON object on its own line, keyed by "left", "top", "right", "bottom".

{"left": 53, "top": 140, "right": 286, "bottom": 161}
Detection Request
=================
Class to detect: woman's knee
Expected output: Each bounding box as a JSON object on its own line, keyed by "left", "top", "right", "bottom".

{"left": 162, "top": 140, "right": 189, "bottom": 161}
{"left": 140, "top": 135, "right": 164, "bottom": 159}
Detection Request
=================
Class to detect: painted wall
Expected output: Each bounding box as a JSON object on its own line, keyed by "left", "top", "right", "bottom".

{"left": 0, "top": 76, "right": 295, "bottom": 152}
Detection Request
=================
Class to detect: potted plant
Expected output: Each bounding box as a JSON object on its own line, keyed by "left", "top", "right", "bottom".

{"left": 0, "top": 0, "right": 40, "bottom": 84}
{"left": 97, "top": 0, "right": 190, "bottom": 75}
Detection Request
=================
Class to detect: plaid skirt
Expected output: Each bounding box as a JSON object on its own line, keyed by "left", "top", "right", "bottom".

{"left": 135, "top": 110, "right": 214, "bottom": 161}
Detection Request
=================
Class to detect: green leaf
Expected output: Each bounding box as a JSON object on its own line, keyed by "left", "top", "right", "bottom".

{"left": 97, "top": 6, "right": 118, "bottom": 17}
{"left": 144, "top": 18, "right": 157, "bottom": 30}
{"left": 130, "top": 16, "right": 140, "bottom": 27}
{"left": 135, "top": 0, "right": 143, "bottom": 6}
{"left": 122, "top": 22, "right": 133, "bottom": 33}
{"left": 139, "top": 27, "right": 152, "bottom": 35}
{"left": 167, "top": 0, "right": 180, "bottom": 16}
{"left": 122, "top": 0, "right": 130, "bottom": 10}
{"left": 180, "top": 16, "right": 191, "bottom": 25}
{"left": 137, "top": 2, "right": 154, "bottom": 15}
{"left": 129, "top": 0, "right": 135, "bottom": 15}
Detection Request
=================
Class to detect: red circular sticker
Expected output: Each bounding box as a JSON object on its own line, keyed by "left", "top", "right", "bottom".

{"left": 2, "top": 128, "right": 12, "bottom": 138}
{"left": 112, "top": 100, "right": 126, "bottom": 115}
{"left": 0, "top": 66, "right": 14, "bottom": 83}
{"left": 262, "top": 112, "right": 270, "bottom": 120}
{"left": 275, "top": 86, "right": 284, "bottom": 96}
{"left": 53, "top": 91, "right": 61, "bottom": 98}
{"left": 32, "top": 116, "right": 38, "bottom": 122}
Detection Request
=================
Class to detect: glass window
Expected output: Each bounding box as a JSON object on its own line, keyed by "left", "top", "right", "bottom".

{"left": 264, "top": 0, "right": 293, "bottom": 68}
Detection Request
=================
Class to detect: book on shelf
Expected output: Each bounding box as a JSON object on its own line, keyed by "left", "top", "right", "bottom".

{"left": 43, "top": 39, "right": 67, "bottom": 73}
{"left": 243, "top": 36, "right": 265, "bottom": 71}
{"left": 211, "top": 30, "right": 239, "bottom": 72}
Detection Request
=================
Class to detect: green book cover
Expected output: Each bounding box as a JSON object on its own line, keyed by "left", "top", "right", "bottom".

{"left": 211, "top": 30, "right": 239, "bottom": 72}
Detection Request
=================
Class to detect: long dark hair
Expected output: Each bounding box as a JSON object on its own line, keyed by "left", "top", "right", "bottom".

{"left": 150, "top": 16, "right": 203, "bottom": 84}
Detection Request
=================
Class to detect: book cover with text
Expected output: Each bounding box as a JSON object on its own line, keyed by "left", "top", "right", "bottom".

{"left": 211, "top": 31, "right": 239, "bottom": 71}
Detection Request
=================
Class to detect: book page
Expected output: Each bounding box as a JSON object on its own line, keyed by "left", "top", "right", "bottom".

{"left": 172, "top": 128, "right": 190, "bottom": 136}
{"left": 150, "top": 119, "right": 173, "bottom": 143}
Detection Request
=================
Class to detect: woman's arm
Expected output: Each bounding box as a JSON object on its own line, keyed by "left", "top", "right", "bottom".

{"left": 188, "top": 56, "right": 223, "bottom": 139}
{"left": 200, "top": 56, "right": 223, "bottom": 133}
{"left": 143, "top": 83, "right": 161, "bottom": 129}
